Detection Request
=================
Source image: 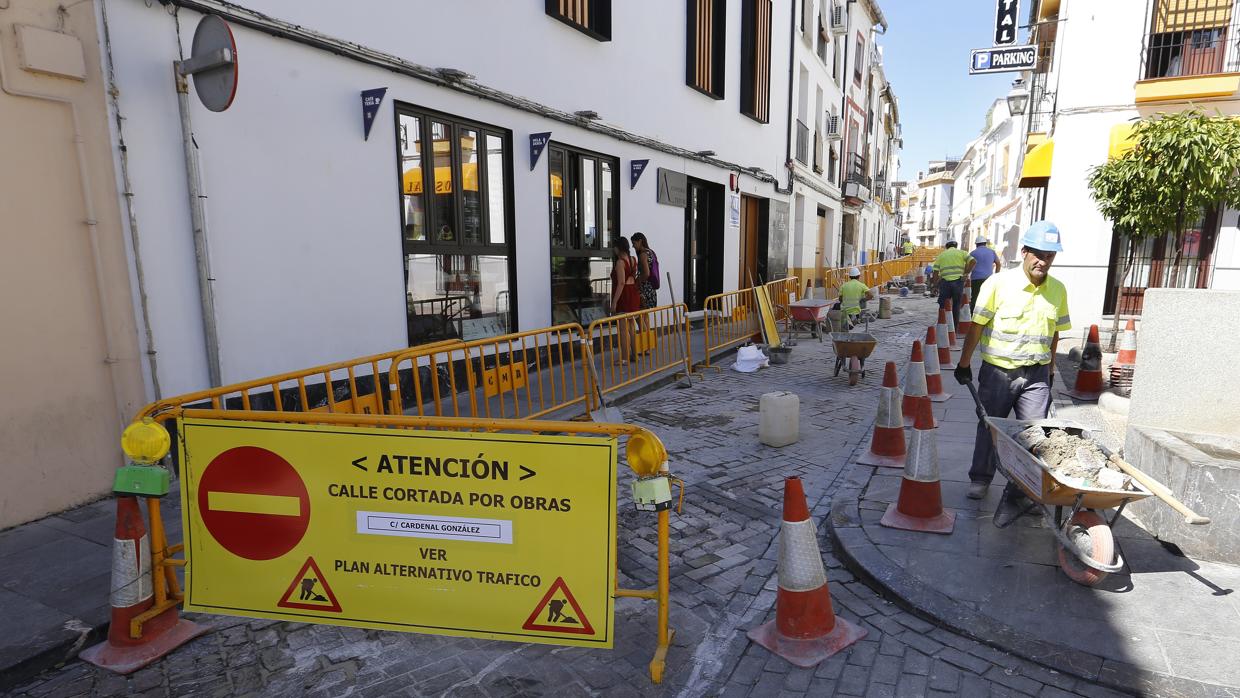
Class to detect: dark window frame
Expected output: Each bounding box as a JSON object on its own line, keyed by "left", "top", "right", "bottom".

{"left": 547, "top": 142, "right": 621, "bottom": 259}
{"left": 545, "top": 0, "right": 613, "bottom": 41}
{"left": 393, "top": 102, "right": 519, "bottom": 345}
{"left": 686, "top": 0, "right": 727, "bottom": 100}
{"left": 853, "top": 33, "right": 865, "bottom": 85}
{"left": 740, "top": 0, "right": 773, "bottom": 123}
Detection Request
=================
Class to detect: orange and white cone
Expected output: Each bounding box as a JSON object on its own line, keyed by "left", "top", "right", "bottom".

{"left": 1063, "top": 324, "right": 1104, "bottom": 401}
{"left": 747, "top": 477, "right": 867, "bottom": 667}
{"left": 1115, "top": 319, "right": 1137, "bottom": 366}
{"left": 902, "top": 341, "right": 936, "bottom": 427}
{"left": 80, "top": 497, "right": 207, "bottom": 674}
{"left": 944, "top": 300, "right": 959, "bottom": 348}
{"left": 924, "top": 326, "right": 951, "bottom": 402}
{"left": 935, "top": 310, "right": 952, "bottom": 365}
{"left": 881, "top": 398, "right": 956, "bottom": 534}
{"left": 858, "top": 362, "right": 907, "bottom": 468}
{"left": 957, "top": 299, "right": 973, "bottom": 338}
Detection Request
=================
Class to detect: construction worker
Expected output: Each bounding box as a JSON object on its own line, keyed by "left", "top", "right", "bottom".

{"left": 902, "top": 238, "right": 915, "bottom": 256}
{"left": 838, "top": 267, "right": 873, "bottom": 328}
{"left": 969, "top": 236, "right": 1003, "bottom": 302}
{"left": 931, "top": 240, "right": 974, "bottom": 327}
{"left": 954, "top": 221, "right": 1070, "bottom": 501}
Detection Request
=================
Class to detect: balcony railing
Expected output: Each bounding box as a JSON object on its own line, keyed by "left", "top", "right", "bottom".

{"left": 1140, "top": 2, "right": 1240, "bottom": 79}
{"left": 795, "top": 120, "right": 810, "bottom": 165}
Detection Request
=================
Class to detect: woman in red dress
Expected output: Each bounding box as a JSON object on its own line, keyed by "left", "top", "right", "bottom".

{"left": 610, "top": 236, "right": 640, "bottom": 364}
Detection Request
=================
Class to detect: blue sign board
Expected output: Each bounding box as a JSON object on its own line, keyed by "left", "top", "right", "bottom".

{"left": 529, "top": 132, "right": 551, "bottom": 170}
{"left": 630, "top": 159, "right": 650, "bottom": 189}
{"left": 361, "top": 88, "right": 387, "bottom": 141}
{"left": 969, "top": 45, "right": 1037, "bottom": 74}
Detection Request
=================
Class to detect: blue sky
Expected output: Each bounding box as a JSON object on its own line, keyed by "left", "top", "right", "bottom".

{"left": 880, "top": 1, "right": 1026, "bottom": 181}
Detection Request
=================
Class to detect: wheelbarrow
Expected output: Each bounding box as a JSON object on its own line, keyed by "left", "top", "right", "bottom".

{"left": 964, "top": 382, "right": 1211, "bottom": 586}
{"left": 788, "top": 298, "right": 832, "bottom": 342}
{"left": 829, "top": 332, "right": 877, "bottom": 386}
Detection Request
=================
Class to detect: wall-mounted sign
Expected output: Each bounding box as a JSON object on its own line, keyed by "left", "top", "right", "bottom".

{"left": 529, "top": 132, "right": 551, "bottom": 171}
{"left": 655, "top": 169, "right": 687, "bottom": 207}
{"left": 729, "top": 194, "right": 741, "bottom": 228}
{"left": 630, "top": 159, "right": 649, "bottom": 189}
{"left": 361, "top": 88, "right": 387, "bottom": 141}
{"left": 969, "top": 46, "right": 1037, "bottom": 74}
{"left": 993, "top": 0, "right": 1020, "bottom": 46}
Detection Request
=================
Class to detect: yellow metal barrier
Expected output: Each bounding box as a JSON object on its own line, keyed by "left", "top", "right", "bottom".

{"left": 386, "top": 324, "right": 595, "bottom": 421}
{"left": 135, "top": 409, "right": 677, "bottom": 683}
{"left": 701, "top": 287, "right": 759, "bottom": 367}
{"left": 588, "top": 303, "right": 693, "bottom": 394}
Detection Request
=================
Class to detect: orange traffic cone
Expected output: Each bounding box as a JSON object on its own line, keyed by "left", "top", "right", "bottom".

{"left": 935, "top": 310, "right": 952, "bottom": 365}
{"left": 1064, "top": 324, "right": 1104, "bottom": 401}
{"left": 747, "top": 477, "right": 867, "bottom": 667}
{"left": 958, "top": 299, "right": 973, "bottom": 338}
{"left": 902, "top": 341, "right": 936, "bottom": 427}
{"left": 924, "top": 326, "right": 950, "bottom": 403}
{"left": 1115, "top": 319, "right": 1137, "bottom": 366}
{"left": 881, "top": 398, "right": 956, "bottom": 534}
{"left": 858, "top": 362, "right": 907, "bottom": 468}
{"left": 944, "top": 300, "right": 959, "bottom": 348}
{"left": 80, "top": 497, "right": 207, "bottom": 674}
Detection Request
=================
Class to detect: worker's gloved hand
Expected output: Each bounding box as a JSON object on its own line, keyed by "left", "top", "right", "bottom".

{"left": 953, "top": 364, "right": 972, "bottom": 385}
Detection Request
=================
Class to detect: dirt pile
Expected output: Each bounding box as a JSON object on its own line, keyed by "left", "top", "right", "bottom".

{"left": 1014, "top": 426, "right": 1133, "bottom": 491}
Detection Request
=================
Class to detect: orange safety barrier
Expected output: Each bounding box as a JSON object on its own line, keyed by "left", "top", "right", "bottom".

{"left": 588, "top": 303, "right": 693, "bottom": 394}
{"left": 701, "top": 287, "right": 759, "bottom": 367}
{"left": 385, "top": 324, "right": 596, "bottom": 421}
{"left": 763, "top": 277, "right": 800, "bottom": 329}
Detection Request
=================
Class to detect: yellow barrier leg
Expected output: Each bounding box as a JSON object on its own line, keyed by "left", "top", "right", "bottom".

{"left": 649, "top": 507, "right": 674, "bottom": 684}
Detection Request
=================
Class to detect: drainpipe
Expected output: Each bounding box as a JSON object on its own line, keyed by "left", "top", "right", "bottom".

{"left": 0, "top": 28, "right": 129, "bottom": 430}
{"left": 776, "top": 0, "right": 797, "bottom": 195}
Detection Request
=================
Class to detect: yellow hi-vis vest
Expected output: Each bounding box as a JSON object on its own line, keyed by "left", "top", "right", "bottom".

{"left": 839, "top": 279, "right": 868, "bottom": 316}
{"left": 902, "top": 241, "right": 914, "bottom": 255}
{"left": 932, "top": 248, "right": 970, "bottom": 281}
{"left": 971, "top": 268, "right": 1072, "bottom": 369}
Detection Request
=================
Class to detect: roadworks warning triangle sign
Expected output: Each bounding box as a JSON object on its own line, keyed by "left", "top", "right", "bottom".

{"left": 276, "top": 556, "right": 342, "bottom": 613}
{"left": 522, "top": 577, "right": 594, "bottom": 635}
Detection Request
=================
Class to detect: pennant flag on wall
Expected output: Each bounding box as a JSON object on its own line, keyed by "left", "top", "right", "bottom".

{"left": 362, "top": 88, "right": 388, "bottom": 141}
{"left": 530, "top": 132, "right": 552, "bottom": 170}
{"left": 631, "top": 159, "right": 650, "bottom": 189}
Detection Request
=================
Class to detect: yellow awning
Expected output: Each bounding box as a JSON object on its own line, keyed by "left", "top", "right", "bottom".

{"left": 1108, "top": 123, "right": 1137, "bottom": 159}
{"left": 1037, "top": 0, "right": 1060, "bottom": 20}
{"left": 1153, "top": 0, "right": 1231, "bottom": 32}
{"left": 1019, "top": 138, "right": 1054, "bottom": 188}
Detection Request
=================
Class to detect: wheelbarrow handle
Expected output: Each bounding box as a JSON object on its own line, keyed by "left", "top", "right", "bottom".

{"left": 964, "top": 381, "right": 988, "bottom": 423}
{"left": 1107, "top": 454, "right": 1211, "bottom": 525}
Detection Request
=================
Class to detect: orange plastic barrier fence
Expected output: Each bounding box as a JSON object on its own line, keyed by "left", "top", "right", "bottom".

{"left": 588, "top": 303, "right": 693, "bottom": 394}
{"left": 701, "top": 287, "right": 759, "bottom": 367}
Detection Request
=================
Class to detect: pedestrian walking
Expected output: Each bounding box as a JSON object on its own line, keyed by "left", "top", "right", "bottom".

{"left": 953, "top": 221, "right": 1070, "bottom": 501}
{"left": 609, "top": 236, "right": 641, "bottom": 364}
{"left": 884, "top": 241, "right": 896, "bottom": 261}
{"left": 968, "top": 236, "right": 1003, "bottom": 301}
{"left": 631, "top": 232, "right": 660, "bottom": 310}
{"left": 930, "top": 240, "right": 974, "bottom": 326}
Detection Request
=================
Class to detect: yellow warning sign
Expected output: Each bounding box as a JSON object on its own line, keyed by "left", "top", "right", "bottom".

{"left": 179, "top": 417, "right": 618, "bottom": 647}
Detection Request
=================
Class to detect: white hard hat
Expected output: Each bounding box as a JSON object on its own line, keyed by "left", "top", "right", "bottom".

{"left": 975, "top": 236, "right": 989, "bottom": 244}
{"left": 848, "top": 267, "right": 861, "bottom": 276}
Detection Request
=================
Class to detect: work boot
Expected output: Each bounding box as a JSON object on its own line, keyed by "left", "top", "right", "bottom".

{"left": 967, "top": 482, "right": 988, "bottom": 499}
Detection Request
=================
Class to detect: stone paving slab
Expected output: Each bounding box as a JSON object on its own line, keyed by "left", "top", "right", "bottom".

{"left": 7, "top": 295, "right": 1150, "bottom": 696}
{"left": 830, "top": 309, "right": 1240, "bottom": 698}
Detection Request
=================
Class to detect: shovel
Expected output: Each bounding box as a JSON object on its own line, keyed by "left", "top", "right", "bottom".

{"left": 665, "top": 271, "right": 694, "bottom": 388}
{"left": 582, "top": 339, "right": 625, "bottom": 423}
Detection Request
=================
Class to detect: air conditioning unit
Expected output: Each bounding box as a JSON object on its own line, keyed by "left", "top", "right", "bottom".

{"left": 830, "top": 3, "right": 846, "bottom": 35}
{"left": 826, "top": 114, "right": 842, "bottom": 141}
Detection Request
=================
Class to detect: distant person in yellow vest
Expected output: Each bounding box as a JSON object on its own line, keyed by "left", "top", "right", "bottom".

{"left": 902, "top": 238, "right": 915, "bottom": 256}
{"left": 931, "top": 240, "right": 974, "bottom": 327}
{"left": 954, "top": 221, "right": 1070, "bottom": 502}
{"left": 838, "top": 267, "right": 873, "bottom": 328}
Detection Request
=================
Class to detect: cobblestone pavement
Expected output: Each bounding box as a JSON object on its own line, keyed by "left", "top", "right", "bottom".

{"left": 11, "top": 298, "right": 1130, "bottom": 697}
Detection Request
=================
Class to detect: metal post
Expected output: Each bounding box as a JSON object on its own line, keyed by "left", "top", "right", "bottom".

{"left": 174, "top": 65, "right": 223, "bottom": 387}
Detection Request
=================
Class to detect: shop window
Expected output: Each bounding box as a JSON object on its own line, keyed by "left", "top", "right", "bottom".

{"left": 397, "top": 106, "right": 515, "bottom": 346}
{"left": 548, "top": 143, "right": 620, "bottom": 326}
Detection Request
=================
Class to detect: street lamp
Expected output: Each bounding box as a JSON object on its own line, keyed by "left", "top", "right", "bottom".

{"left": 1006, "top": 78, "right": 1030, "bottom": 116}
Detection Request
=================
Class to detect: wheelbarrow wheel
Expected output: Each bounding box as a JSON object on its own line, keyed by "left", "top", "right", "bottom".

{"left": 1056, "top": 510, "right": 1115, "bottom": 587}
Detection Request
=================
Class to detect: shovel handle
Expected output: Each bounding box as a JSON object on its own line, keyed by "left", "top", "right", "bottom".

{"left": 964, "top": 381, "right": 988, "bottom": 423}
{"left": 1107, "top": 454, "right": 1211, "bottom": 525}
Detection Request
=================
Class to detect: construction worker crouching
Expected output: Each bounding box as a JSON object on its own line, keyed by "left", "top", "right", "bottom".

{"left": 902, "top": 238, "right": 915, "bottom": 256}
{"left": 954, "top": 221, "right": 1071, "bottom": 501}
{"left": 931, "top": 240, "right": 975, "bottom": 328}
{"left": 837, "top": 267, "right": 873, "bottom": 329}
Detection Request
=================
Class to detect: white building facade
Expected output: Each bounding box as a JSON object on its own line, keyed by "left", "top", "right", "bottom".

{"left": 950, "top": 100, "right": 1025, "bottom": 261}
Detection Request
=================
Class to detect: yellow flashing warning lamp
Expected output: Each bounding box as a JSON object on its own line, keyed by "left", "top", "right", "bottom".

{"left": 625, "top": 431, "right": 667, "bottom": 478}
{"left": 115, "top": 419, "right": 172, "bottom": 497}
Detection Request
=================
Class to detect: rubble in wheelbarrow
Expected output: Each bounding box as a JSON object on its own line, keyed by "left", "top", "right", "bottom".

{"left": 1014, "top": 426, "right": 1135, "bottom": 491}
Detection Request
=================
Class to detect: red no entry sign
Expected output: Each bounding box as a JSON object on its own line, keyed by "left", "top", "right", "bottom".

{"left": 197, "top": 446, "right": 310, "bottom": 560}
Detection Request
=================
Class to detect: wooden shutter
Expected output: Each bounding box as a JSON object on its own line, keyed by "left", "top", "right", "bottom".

{"left": 687, "top": 0, "right": 726, "bottom": 98}
{"left": 740, "top": 0, "right": 772, "bottom": 121}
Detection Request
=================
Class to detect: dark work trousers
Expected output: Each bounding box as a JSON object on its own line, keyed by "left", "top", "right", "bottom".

{"left": 969, "top": 361, "right": 1052, "bottom": 486}
{"left": 970, "top": 278, "right": 988, "bottom": 304}
{"left": 938, "top": 277, "right": 965, "bottom": 327}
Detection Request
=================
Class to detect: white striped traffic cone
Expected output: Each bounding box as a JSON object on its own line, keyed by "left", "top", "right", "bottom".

{"left": 1115, "top": 319, "right": 1137, "bottom": 366}
{"left": 80, "top": 497, "right": 207, "bottom": 674}
{"left": 747, "top": 477, "right": 867, "bottom": 667}
{"left": 944, "top": 300, "right": 959, "bottom": 349}
{"left": 858, "top": 362, "right": 907, "bottom": 468}
{"left": 924, "top": 326, "right": 951, "bottom": 402}
{"left": 935, "top": 310, "right": 952, "bottom": 365}
{"left": 958, "top": 299, "right": 973, "bottom": 339}
{"left": 902, "top": 341, "right": 935, "bottom": 427}
{"left": 880, "top": 398, "right": 956, "bottom": 534}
